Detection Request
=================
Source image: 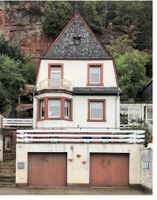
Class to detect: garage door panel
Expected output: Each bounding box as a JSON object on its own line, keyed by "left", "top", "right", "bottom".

{"left": 28, "top": 153, "right": 67, "bottom": 186}
{"left": 90, "top": 153, "right": 129, "bottom": 187}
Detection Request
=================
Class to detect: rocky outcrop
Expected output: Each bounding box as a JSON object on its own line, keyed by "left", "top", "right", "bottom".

{"left": 0, "top": 1, "right": 53, "bottom": 65}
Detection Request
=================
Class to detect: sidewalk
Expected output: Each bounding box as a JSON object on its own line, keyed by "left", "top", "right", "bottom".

{"left": 0, "top": 186, "right": 152, "bottom": 195}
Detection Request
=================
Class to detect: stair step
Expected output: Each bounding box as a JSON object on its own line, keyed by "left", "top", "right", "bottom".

{"left": 0, "top": 182, "right": 15, "bottom": 185}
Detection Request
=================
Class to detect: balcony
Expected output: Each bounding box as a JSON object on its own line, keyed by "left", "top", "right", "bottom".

{"left": 0, "top": 118, "right": 33, "bottom": 128}
{"left": 37, "top": 79, "right": 72, "bottom": 91}
{"left": 16, "top": 128, "right": 145, "bottom": 144}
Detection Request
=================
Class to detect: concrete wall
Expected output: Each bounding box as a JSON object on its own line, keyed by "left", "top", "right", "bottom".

{"left": 33, "top": 93, "right": 120, "bottom": 129}
{"left": 37, "top": 60, "right": 117, "bottom": 88}
{"left": 16, "top": 143, "right": 143, "bottom": 186}
{"left": 0, "top": 133, "right": 3, "bottom": 161}
{"left": 140, "top": 146, "right": 152, "bottom": 189}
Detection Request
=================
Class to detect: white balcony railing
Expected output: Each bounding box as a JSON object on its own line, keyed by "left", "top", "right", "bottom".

{"left": 17, "top": 129, "right": 145, "bottom": 144}
{"left": 38, "top": 79, "right": 72, "bottom": 91}
{"left": 0, "top": 118, "right": 33, "bottom": 128}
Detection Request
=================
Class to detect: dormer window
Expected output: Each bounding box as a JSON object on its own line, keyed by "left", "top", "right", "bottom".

{"left": 87, "top": 64, "right": 104, "bottom": 86}
{"left": 73, "top": 37, "right": 81, "bottom": 45}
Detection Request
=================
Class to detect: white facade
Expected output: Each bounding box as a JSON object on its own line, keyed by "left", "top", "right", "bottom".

{"left": 34, "top": 93, "right": 120, "bottom": 129}
{"left": 37, "top": 60, "right": 117, "bottom": 89}
{"left": 16, "top": 143, "right": 143, "bottom": 186}
{"left": 34, "top": 59, "right": 119, "bottom": 129}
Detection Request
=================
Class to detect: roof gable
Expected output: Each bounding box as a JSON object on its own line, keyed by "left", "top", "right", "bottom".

{"left": 44, "top": 12, "right": 112, "bottom": 59}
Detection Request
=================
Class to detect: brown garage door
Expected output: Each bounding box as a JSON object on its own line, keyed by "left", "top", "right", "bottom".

{"left": 28, "top": 153, "right": 67, "bottom": 186}
{"left": 90, "top": 153, "right": 129, "bottom": 187}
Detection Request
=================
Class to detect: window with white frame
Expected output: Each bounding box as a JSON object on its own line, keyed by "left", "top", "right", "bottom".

{"left": 128, "top": 106, "right": 142, "bottom": 124}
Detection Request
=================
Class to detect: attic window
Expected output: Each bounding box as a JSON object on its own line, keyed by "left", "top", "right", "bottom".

{"left": 73, "top": 37, "right": 81, "bottom": 45}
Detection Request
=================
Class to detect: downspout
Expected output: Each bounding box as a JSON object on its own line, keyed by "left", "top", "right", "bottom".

{"left": 32, "top": 86, "right": 37, "bottom": 129}
{"left": 115, "top": 89, "right": 120, "bottom": 129}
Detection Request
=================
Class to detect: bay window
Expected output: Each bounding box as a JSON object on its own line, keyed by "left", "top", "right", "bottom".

{"left": 64, "top": 99, "right": 71, "bottom": 119}
{"left": 39, "top": 99, "right": 45, "bottom": 118}
{"left": 38, "top": 97, "right": 72, "bottom": 120}
{"left": 48, "top": 99, "right": 61, "bottom": 118}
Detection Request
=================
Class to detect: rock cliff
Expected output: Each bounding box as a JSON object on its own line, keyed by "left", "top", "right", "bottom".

{"left": 0, "top": 1, "right": 53, "bottom": 65}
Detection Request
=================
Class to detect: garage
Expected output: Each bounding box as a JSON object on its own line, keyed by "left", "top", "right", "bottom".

{"left": 90, "top": 153, "right": 129, "bottom": 187}
{"left": 28, "top": 153, "right": 67, "bottom": 186}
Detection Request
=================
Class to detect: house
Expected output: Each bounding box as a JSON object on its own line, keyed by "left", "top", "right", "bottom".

{"left": 16, "top": 12, "right": 146, "bottom": 188}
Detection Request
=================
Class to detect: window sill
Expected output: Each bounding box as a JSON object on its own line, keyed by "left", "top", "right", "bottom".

{"left": 87, "top": 119, "right": 106, "bottom": 122}
{"left": 37, "top": 118, "right": 73, "bottom": 121}
{"left": 87, "top": 83, "right": 104, "bottom": 86}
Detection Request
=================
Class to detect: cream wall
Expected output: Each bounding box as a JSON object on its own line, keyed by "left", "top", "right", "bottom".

{"left": 16, "top": 143, "right": 144, "bottom": 186}
{"left": 140, "top": 148, "right": 152, "bottom": 189}
{"left": 37, "top": 60, "right": 117, "bottom": 89}
{"left": 34, "top": 93, "right": 120, "bottom": 129}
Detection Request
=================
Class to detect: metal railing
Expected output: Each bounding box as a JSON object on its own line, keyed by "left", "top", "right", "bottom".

{"left": 1, "top": 118, "right": 33, "bottom": 128}
{"left": 37, "top": 79, "right": 72, "bottom": 91}
{"left": 17, "top": 129, "right": 145, "bottom": 144}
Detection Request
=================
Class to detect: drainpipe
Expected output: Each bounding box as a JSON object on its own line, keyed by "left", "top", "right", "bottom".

{"left": 115, "top": 89, "right": 120, "bottom": 129}
{"left": 32, "top": 86, "right": 37, "bottom": 129}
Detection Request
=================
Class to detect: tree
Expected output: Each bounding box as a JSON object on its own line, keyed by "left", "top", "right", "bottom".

{"left": 42, "top": 1, "right": 107, "bottom": 37}
{"left": 106, "top": 1, "right": 152, "bottom": 51}
{"left": 107, "top": 36, "right": 151, "bottom": 98}
{"left": 21, "top": 58, "right": 36, "bottom": 84}
{"left": 0, "top": 55, "right": 26, "bottom": 116}
{"left": 42, "top": 1, "right": 73, "bottom": 37}
{"left": 0, "top": 35, "right": 24, "bottom": 61}
{"left": 0, "top": 35, "right": 36, "bottom": 84}
{"left": 116, "top": 50, "right": 150, "bottom": 98}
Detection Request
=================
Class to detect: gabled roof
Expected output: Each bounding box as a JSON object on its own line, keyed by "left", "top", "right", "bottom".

{"left": 43, "top": 11, "right": 112, "bottom": 60}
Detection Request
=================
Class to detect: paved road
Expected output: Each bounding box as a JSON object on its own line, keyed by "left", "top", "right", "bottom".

{"left": 0, "top": 186, "right": 152, "bottom": 195}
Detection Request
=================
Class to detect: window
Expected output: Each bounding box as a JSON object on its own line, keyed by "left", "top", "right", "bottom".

{"left": 88, "top": 100, "right": 106, "bottom": 121}
{"left": 39, "top": 99, "right": 45, "bottom": 118}
{"left": 48, "top": 64, "right": 63, "bottom": 88}
{"left": 38, "top": 97, "right": 72, "bottom": 120}
{"left": 73, "top": 37, "right": 81, "bottom": 45}
{"left": 48, "top": 99, "right": 61, "bottom": 118}
{"left": 5, "top": 136, "right": 11, "bottom": 150}
{"left": 128, "top": 106, "right": 142, "bottom": 124}
{"left": 87, "top": 64, "right": 103, "bottom": 85}
{"left": 64, "top": 99, "right": 71, "bottom": 119}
